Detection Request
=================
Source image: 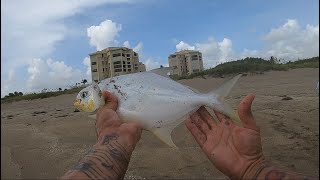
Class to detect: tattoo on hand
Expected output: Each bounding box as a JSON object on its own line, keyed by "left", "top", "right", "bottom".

{"left": 65, "top": 133, "right": 131, "bottom": 180}
{"left": 102, "top": 133, "right": 119, "bottom": 145}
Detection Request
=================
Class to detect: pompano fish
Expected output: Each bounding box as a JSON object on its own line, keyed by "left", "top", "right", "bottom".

{"left": 74, "top": 71, "right": 242, "bottom": 148}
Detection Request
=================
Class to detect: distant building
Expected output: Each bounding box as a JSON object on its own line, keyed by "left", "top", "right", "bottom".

{"left": 89, "top": 47, "right": 146, "bottom": 82}
{"left": 168, "top": 50, "right": 204, "bottom": 76}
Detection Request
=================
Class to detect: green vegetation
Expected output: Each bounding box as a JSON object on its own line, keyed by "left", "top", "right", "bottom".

{"left": 1, "top": 79, "right": 89, "bottom": 103}
{"left": 1, "top": 87, "right": 84, "bottom": 104}
{"left": 171, "top": 56, "right": 319, "bottom": 80}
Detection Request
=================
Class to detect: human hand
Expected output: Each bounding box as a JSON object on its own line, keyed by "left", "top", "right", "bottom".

{"left": 185, "top": 94, "right": 265, "bottom": 179}
{"left": 95, "top": 91, "right": 142, "bottom": 151}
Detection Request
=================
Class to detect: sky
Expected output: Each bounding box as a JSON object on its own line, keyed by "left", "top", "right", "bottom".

{"left": 1, "top": 0, "right": 319, "bottom": 97}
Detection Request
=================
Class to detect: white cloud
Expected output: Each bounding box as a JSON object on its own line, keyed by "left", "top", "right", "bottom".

{"left": 83, "top": 57, "right": 92, "bottom": 81}
{"left": 240, "top": 49, "right": 261, "bottom": 59}
{"left": 142, "top": 58, "right": 163, "bottom": 71}
{"left": 123, "top": 41, "right": 131, "bottom": 48}
{"left": 27, "top": 58, "right": 85, "bottom": 91}
{"left": 133, "top": 42, "right": 143, "bottom": 53}
{"left": 1, "top": 0, "right": 136, "bottom": 97}
{"left": 175, "top": 38, "right": 234, "bottom": 68}
{"left": 176, "top": 19, "right": 318, "bottom": 69}
{"left": 8, "top": 69, "right": 16, "bottom": 82}
{"left": 176, "top": 41, "right": 195, "bottom": 51}
{"left": 87, "top": 19, "right": 122, "bottom": 51}
{"left": 122, "top": 41, "right": 143, "bottom": 53}
{"left": 262, "top": 19, "right": 319, "bottom": 60}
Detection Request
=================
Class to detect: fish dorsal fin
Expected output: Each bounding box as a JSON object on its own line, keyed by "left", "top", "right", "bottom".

{"left": 149, "top": 67, "right": 174, "bottom": 78}
{"left": 153, "top": 127, "right": 178, "bottom": 149}
{"left": 211, "top": 74, "right": 242, "bottom": 100}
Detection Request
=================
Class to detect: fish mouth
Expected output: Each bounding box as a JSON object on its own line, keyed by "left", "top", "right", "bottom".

{"left": 74, "top": 99, "right": 83, "bottom": 110}
{"left": 73, "top": 99, "right": 95, "bottom": 112}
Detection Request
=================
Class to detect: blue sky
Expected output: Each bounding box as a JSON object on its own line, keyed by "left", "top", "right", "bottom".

{"left": 1, "top": 0, "right": 319, "bottom": 97}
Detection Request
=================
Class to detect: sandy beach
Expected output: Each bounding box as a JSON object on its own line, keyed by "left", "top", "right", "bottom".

{"left": 1, "top": 68, "right": 319, "bottom": 179}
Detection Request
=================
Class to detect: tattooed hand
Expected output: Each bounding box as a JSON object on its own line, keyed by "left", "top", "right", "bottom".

{"left": 95, "top": 91, "right": 142, "bottom": 151}
{"left": 61, "top": 91, "right": 142, "bottom": 180}
{"left": 186, "top": 94, "right": 318, "bottom": 180}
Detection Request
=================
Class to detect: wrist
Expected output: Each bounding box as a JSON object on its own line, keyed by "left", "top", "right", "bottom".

{"left": 96, "top": 129, "right": 139, "bottom": 153}
{"left": 242, "top": 157, "right": 270, "bottom": 180}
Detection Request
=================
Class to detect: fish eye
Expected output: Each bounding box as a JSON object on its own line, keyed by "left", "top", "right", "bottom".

{"left": 81, "top": 91, "right": 88, "bottom": 98}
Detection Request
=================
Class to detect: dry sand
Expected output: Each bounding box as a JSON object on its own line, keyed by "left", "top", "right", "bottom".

{"left": 1, "top": 68, "right": 319, "bottom": 179}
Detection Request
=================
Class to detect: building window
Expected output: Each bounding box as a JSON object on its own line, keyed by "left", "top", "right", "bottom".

{"left": 123, "top": 65, "right": 126, "bottom": 68}
{"left": 103, "top": 68, "right": 105, "bottom": 72}
{"left": 135, "top": 64, "right": 138, "bottom": 66}
{"left": 112, "top": 53, "right": 121, "bottom": 57}
{"left": 134, "top": 52, "right": 137, "bottom": 56}
{"left": 91, "top": 62, "right": 97, "bottom": 65}
{"left": 124, "top": 69, "right": 126, "bottom": 72}
{"left": 126, "top": 54, "right": 130, "bottom": 57}
{"left": 193, "top": 69, "right": 199, "bottom": 72}
{"left": 122, "top": 53, "right": 125, "bottom": 57}
{"left": 114, "top": 61, "right": 121, "bottom": 65}
{"left": 92, "top": 69, "right": 97, "bottom": 72}
{"left": 127, "top": 58, "right": 130, "bottom": 60}
{"left": 135, "top": 67, "right": 138, "bottom": 70}
{"left": 114, "top": 65, "right": 122, "bottom": 69}
{"left": 128, "top": 69, "right": 131, "bottom": 72}
{"left": 102, "top": 54, "right": 104, "bottom": 58}
{"left": 128, "top": 65, "right": 131, "bottom": 68}
{"left": 94, "top": 80, "right": 98, "bottom": 83}
{"left": 123, "top": 61, "right": 125, "bottom": 64}
{"left": 127, "top": 62, "right": 131, "bottom": 64}
{"left": 171, "top": 55, "right": 176, "bottom": 58}
{"left": 115, "top": 69, "right": 122, "bottom": 72}
{"left": 192, "top": 54, "right": 198, "bottom": 61}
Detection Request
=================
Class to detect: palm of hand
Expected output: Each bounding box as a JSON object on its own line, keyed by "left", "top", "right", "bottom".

{"left": 186, "top": 94, "right": 264, "bottom": 179}
{"left": 203, "top": 120, "right": 263, "bottom": 179}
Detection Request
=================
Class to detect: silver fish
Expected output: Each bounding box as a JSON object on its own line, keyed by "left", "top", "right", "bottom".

{"left": 74, "top": 71, "right": 242, "bottom": 148}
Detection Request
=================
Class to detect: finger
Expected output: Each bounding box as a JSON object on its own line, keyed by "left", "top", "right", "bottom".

{"left": 190, "top": 111, "right": 210, "bottom": 134}
{"left": 237, "top": 94, "right": 259, "bottom": 131}
{"left": 102, "top": 91, "right": 118, "bottom": 111}
{"left": 213, "top": 110, "right": 227, "bottom": 122}
{"left": 185, "top": 118, "right": 207, "bottom": 145}
{"left": 198, "top": 106, "right": 217, "bottom": 129}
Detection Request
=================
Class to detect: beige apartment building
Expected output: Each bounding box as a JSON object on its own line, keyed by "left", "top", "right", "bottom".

{"left": 89, "top": 47, "right": 146, "bottom": 82}
{"left": 168, "top": 50, "right": 204, "bottom": 76}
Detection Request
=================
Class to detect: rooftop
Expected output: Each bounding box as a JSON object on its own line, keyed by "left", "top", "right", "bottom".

{"left": 89, "top": 47, "right": 133, "bottom": 56}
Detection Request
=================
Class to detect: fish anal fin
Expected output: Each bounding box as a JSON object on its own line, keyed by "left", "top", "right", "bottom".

{"left": 152, "top": 127, "right": 178, "bottom": 149}
{"left": 88, "top": 114, "right": 96, "bottom": 119}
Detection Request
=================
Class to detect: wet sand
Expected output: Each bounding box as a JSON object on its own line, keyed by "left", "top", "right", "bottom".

{"left": 1, "top": 68, "right": 319, "bottom": 179}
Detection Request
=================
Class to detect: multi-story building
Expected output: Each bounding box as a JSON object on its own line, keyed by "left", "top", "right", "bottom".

{"left": 89, "top": 47, "right": 146, "bottom": 82}
{"left": 168, "top": 50, "right": 204, "bottom": 76}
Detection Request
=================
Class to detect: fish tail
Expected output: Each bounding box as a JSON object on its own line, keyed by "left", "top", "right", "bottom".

{"left": 206, "top": 74, "right": 242, "bottom": 123}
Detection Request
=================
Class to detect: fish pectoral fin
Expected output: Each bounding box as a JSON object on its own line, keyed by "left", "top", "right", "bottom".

{"left": 152, "top": 127, "right": 178, "bottom": 149}
{"left": 88, "top": 113, "right": 97, "bottom": 119}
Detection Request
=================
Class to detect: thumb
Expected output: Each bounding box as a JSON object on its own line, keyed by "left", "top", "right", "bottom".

{"left": 102, "top": 91, "right": 118, "bottom": 111}
{"left": 237, "top": 94, "right": 259, "bottom": 131}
